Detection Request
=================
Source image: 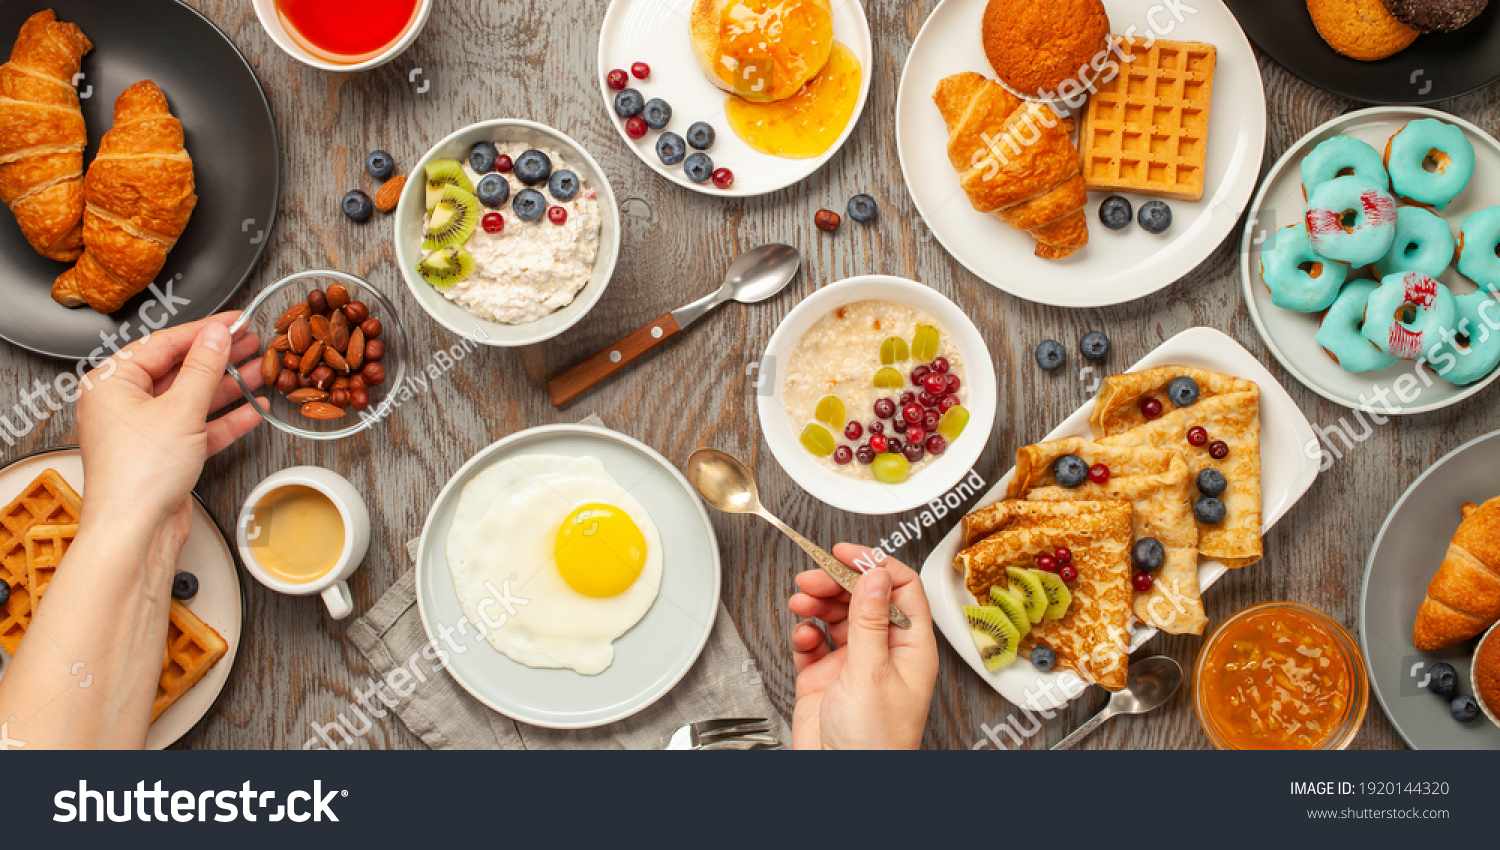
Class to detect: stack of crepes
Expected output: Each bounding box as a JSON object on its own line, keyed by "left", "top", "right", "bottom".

{"left": 954, "top": 367, "right": 1262, "bottom": 691}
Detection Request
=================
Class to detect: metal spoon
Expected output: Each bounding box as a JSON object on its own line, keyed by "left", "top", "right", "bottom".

{"left": 685, "top": 448, "right": 911, "bottom": 629}
{"left": 1050, "top": 655, "right": 1183, "bottom": 750}
{"left": 547, "top": 244, "right": 801, "bottom": 407}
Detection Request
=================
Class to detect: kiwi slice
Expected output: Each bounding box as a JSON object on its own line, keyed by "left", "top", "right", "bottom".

{"left": 422, "top": 184, "right": 480, "bottom": 251}
{"left": 424, "top": 158, "right": 475, "bottom": 210}
{"left": 1033, "top": 569, "right": 1073, "bottom": 622}
{"left": 987, "top": 586, "right": 1031, "bottom": 640}
{"left": 964, "top": 606, "right": 1020, "bottom": 672}
{"left": 1006, "top": 566, "right": 1048, "bottom": 625}
{"left": 415, "top": 244, "right": 474, "bottom": 290}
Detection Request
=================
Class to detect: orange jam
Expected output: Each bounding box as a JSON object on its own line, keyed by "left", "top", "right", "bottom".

{"left": 1199, "top": 607, "right": 1356, "bottom": 749}
{"left": 724, "top": 41, "right": 861, "bottom": 159}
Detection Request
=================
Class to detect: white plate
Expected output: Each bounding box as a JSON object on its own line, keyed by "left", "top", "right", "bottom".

{"left": 0, "top": 448, "right": 243, "bottom": 750}
{"left": 414, "top": 424, "right": 721, "bottom": 729}
{"left": 895, "top": 0, "right": 1266, "bottom": 307}
{"left": 596, "top": 0, "right": 873, "bottom": 197}
{"left": 1241, "top": 107, "right": 1500, "bottom": 414}
{"left": 919, "top": 328, "right": 1320, "bottom": 711}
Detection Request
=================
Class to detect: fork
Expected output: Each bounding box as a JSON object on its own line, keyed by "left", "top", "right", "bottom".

{"left": 664, "top": 717, "right": 782, "bottom": 750}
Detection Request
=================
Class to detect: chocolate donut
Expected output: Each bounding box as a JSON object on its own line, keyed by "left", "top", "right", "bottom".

{"left": 1381, "top": 0, "right": 1489, "bottom": 33}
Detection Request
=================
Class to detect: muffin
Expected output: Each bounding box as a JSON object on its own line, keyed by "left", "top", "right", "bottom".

{"left": 1308, "top": 0, "right": 1421, "bottom": 60}
{"left": 981, "top": 0, "right": 1111, "bottom": 98}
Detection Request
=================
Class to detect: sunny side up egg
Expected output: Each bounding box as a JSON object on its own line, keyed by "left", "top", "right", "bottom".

{"left": 444, "top": 455, "right": 663, "bottom": 675}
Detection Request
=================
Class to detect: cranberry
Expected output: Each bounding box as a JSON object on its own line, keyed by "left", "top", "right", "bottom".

{"left": 925, "top": 434, "right": 947, "bottom": 455}
{"left": 945, "top": 374, "right": 961, "bottom": 394}
{"left": 873, "top": 398, "right": 896, "bottom": 419}
{"left": 902, "top": 402, "right": 925, "bottom": 424}
{"left": 905, "top": 426, "right": 926, "bottom": 446}
{"left": 1036, "top": 553, "right": 1058, "bottom": 572}
{"left": 1054, "top": 546, "right": 1073, "bottom": 565}
{"left": 868, "top": 421, "right": 884, "bottom": 434}
{"left": 856, "top": 446, "right": 876, "bottom": 464}
{"left": 869, "top": 434, "right": 888, "bottom": 454}
{"left": 938, "top": 394, "right": 960, "bottom": 413}
{"left": 1140, "top": 397, "right": 1163, "bottom": 419}
{"left": 1209, "top": 441, "right": 1230, "bottom": 460}
{"left": 833, "top": 446, "right": 853, "bottom": 465}
{"left": 899, "top": 392, "right": 915, "bottom": 406}
{"left": 931, "top": 356, "right": 950, "bottom": 374}
{"left": 625, "top": 117, "right": 649, "bottom": 139}
{"left": 482, "top": 212, "right": 504, "bottom": 234}
{"left": 711, "top": 168, "right": 734, "bottom": 189}
{"left": 1088, "top": 463, "right": 1110, "bottom": 484}
{"left": 1132, "top": 572, "right": 1154, "bottom": 592}
{"left": 923, "top": 372, "right": 948, "bottom": 395}
{"left": 631, "top": 61, "right": 650, "bottom": 79}
{"left": 893, "top": 418, "right": 908, "bottom": 433}
{"left": 903, "top": 443, "right": 925, "bottom": 463}
{"left": 548, "top": 206, "right": 568, "bottom": 224}
{"left": 844, "top": 421, "right": 863, "bottom": 440}
{"left": 923, "top": 411, "right": 940, "bottom": 431}
{"left": 917, "top": 390, "right": 938, "bottom": 408}
{"left": 887, "top": 438, "right": 904, "bottom": 454}
{"left": 1058, "top": 564, "right": 1079, "bottom": 583}
{"left": 495, "top": 154, "right": 513, "bottom": 173}
{"left": 606, "top": 69, "right": 629, "bottom": 90}
{"left": 911, "top": 365, "right": 931, "bottom": 385}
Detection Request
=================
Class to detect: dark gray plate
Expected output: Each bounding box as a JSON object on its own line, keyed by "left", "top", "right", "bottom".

{"left": 1361, "top": 430, "right": 1500, "bottom": 749}
{"left": 0, "top": 0, "right": 278, "bottom": 360}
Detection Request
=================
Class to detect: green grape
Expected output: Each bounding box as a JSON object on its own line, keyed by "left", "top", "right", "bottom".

{"left": 814, "top": 395, "right": 845, "bottom": 428}
{"left": 912, "top": 324, "right": 940, "bottom": 363}
{"left": 799, "top": 424, "right": 836, "bottom": 457}
{"left": 872, "top": 367, "right": 904, "bottom": 389}
{"left": 938, "top": 405, "right": 969, "bottom": 440}
{"left": 871, "top": 452, "right": 911, "bottom": 484}
{"left": 879, "top": 336, "right": 910, "bottom": 365}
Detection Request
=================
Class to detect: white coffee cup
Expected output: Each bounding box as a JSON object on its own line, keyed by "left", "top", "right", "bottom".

{"left": 236, "top": 466, "right": 370, "bottom": 619}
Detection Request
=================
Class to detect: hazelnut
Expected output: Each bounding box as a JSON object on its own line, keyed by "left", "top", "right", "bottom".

{"left": 307, "top": 290, "right": 328, "bottom": 314}
{"left": 274, "top": 370, "right": 299, "bottom": 395}
{"left": 814, "top": 209, "right": 841, "bottom": 233}
{"left": 342, "top": 301, "right": 369, "bottom": 325}
{"left": 361, "top": 361, "right": 386, "bottom": 386}
{"left": 360, "top": 317, "right": 382, "bottom": 339}
{"left": 364, "top": 339, "right": 385, "bottom": 362}
{"left": 350, "top": 389, "right": 371, "bottom": 411}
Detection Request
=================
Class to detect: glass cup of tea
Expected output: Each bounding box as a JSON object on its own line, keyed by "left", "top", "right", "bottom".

{"left": 236, "top": 466, "right": 371, "bottom": 619}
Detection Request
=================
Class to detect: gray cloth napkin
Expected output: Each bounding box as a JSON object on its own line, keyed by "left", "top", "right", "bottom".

{"left": 345, "top": 418, "right": 790, "bottom": 750}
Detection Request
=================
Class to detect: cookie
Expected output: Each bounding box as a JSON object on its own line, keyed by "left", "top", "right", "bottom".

{"left": 981, "top": 0, "right": 1111, "bottom": 98}
{"left": 1307, "top": 0, "right": 1421, "bottom": 60}
{"left": 1382, "top": 0, "right": 1489, "bottom": 32}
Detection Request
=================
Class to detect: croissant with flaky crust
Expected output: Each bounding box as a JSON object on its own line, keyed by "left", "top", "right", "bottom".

{"left": 0, "top": 10, "right": 92, "bottom": 262}
{"left": 1414, "top": 497, "right": 1500, "bottom": 651}
{"left": 53, "top": 80, "right": 195, "bottom": 314}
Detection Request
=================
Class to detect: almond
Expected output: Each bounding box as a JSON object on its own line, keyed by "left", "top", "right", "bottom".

{"left": 300, "top": 402, "right": 346, "bottom": 421}
{"left": 270, "top": 334, "right": 292, "bottom": 353}
{"left": 374, "top": 175, "right": 405, "bottom": 212}
{"left": 300, "top": 340, "right": 324, "bottom": 376}
{"left": 286, "top": 388, "right": 330, "bottom": 404}
{"left": 275, "top": 302, "right": 311, "bottom": 334}
{"left": 288, "top": 317, "right": 312, "bottom": 353}
{"left": 309, "top": 314, "right": 333, "bottom": 345}
{"left": 326, "top": 283, "right": 351, "bottom": 311}
{"left": 330, "top": 310, "right": 351, "bottom": 352}
{"left": 261, "top": 348, "right": 282, "bottom": 386}
{"left": 347, "top": 328, "right": 365, "bottom": 371}
{"left": 324, "top": 346, "right": 350, "bottom": 373}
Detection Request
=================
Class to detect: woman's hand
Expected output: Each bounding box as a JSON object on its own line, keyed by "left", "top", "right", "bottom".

{"left": 787, "top": 544, "right": 939, "bottom": 750}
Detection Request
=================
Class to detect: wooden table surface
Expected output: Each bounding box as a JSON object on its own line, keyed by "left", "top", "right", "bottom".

{"left": 7, "top": 0, "right": 1498, "bottom": 750}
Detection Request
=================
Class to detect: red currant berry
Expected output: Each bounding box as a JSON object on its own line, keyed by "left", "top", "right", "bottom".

{"left": 925, "top": 434, "right": 947, "bottom": 455}
{"left": 905, "top": 426, "right": 926, "bottom": 446}
{"left": 869, "top": 434, "right": 888, "bottom": 454}
{"left": 606, "top": 69, "right": 629, "bottom": 90}
{"left": 1187, "top": 426, "right": 1208, "bottom": 446}
{"left": 833, "top": 446, "right": 853, "bottom": 465}
{"left": 1132, "top": 572, "right": 1154, "bottom": 592}
{"left": 1209, "top": 440, "right": 1230, "bottom": 460}
{"left": 1058, "top": 564, "right": 1079, "bottom": 582}
{"left": 1140, "top": 397, "right": 1163, "bottom": 419}
{"left": 631, "top": 62, "right": 651, "bottom": 79}
{"left": 495, "top": 154, "right": 513, "bottom": 173}
{"left": 712, "top": 168, "right": 734, "bottom": 189}
{"left": 844, "top": 421, "right": 863, "bottom": 440}
{"left": 548, "top": 206, "right": 568, "bottom": 224}
{"left": 481, "top": 212, "right": 504, "bottom": 234}
{"left": 625, "top": 117, "right": 648, "bottom": 139}
{"left": 1054, "top": 546, "right": 1072, "bottom": 565}
{"left": 931, "top": 356, "right": 950, "bottom": 374}
{"left": 923, "top": 372, "right": 947, "bottom": 395}
{"left": 1036, "top": 553, "right": 1058, "bottom": 572}
{"left": 902, "top": 402, "right": 925, "bottom": 424}
{"left": 1088, "top": 463, "right": 1110, "bottom": 484}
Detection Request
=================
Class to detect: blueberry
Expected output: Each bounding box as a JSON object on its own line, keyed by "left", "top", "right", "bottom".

{"left": 642, "top": 97, "right": 672, "bottom": 130}
{"left": 1035, "top": 339, "right": 1066, "bottom": 371}
{"left": 1132, "top": 537, "right": 1165, "bottom": 573}
{"left": 513, "top": 149, "right": 552, "bottom": 186}
{"left": 0, "top": 580, "right": 8, "bottom": 608}
{"left": 656, "top": 132, "right": 687, "bottom": 166}
{"left": 512, "top": 188, "right": 546, "bottom": 222}
{"left": 1138, "top": 200, "right": 1173, "bottom": 234}
{"left": 1451, "top": 694, "right": 1480, "bottom": 723}
{"left": 686, "top": 121, "right": 716, "bottom": 150}
{"left": 1168, "top": 375, "right": 1200, "bottom": 407}
{"left": 847, "top": 194, "right": 878, "bottom": 224}
{"left": 1196, "top": 468, "right": 1228, "bottom": 498}
{"left": 365, "top": 150, "right": 395, "bottom": 181}
{"left": 1080, "top": 330, "right": 1110, "bottom": 361}
{"left": 614, "top": 88, "right": 645, "bottom": 119}
{"left": 1194, "top": 497, "right": 1227, "bottom": 525}
{"left": 467, "top": 141, "right": 498, "bottom": 174}
{"left": 1053, "top": 454, "right": 1089, "bottom": 488}
{"left": 474, "top": 173, "right": 510, "bottom": 209}
{"left": 684, "top": 152, "right": 714, "bottom": 183}
{"left": 548, "top": 170, "right": 579, "bottom": 203}
{"left": 1031, "top": 645, "right": 1057, "bottom": 672}
{"left": 171, "top": 571, "right": 199, "bottom": 601}
{"left": 1428, "top": 662, "right": 1459, "bottom": 697}
{"left": 1099, "top": 195, "right": 1132, "bottom": 230}
{"left": 341, "top": 189, "right": 373, "bottom": 223}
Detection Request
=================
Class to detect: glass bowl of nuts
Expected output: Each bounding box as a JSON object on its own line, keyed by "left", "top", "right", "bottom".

{"left": 226, "top": 269, "right": 408, "bottom": 440}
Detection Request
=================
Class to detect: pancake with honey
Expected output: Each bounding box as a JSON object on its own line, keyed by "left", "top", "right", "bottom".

{"left": 691, "top": 0, "right": 833, "bottom": 102}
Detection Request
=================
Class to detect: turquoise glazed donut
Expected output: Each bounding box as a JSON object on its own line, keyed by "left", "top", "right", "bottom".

{"left": 1372, "top": 205, "right": 1456, "bottom": 280}
{"left": 1316, "top": 280, "right": 1398, "bottom": 374}
{"left": 1457, "top": 206, "right": 1500, "bottom": 290}
{"left": 1361, "top": 272, "right": 1458, "bottom": 360}
{"left": 1429, "top": 291, "right": 1500, "bottom": 386}
{"left": 1384, "top": 119, "right": 1475, "bottom": 211}
{"left": 1301, "top": 136, "right": 1389, "bottom": 198}
{"left": 1260, "top": 225, "right": 1348, "bottom": 312}
{"left": 1304, "top": 175, "right": 1398, "bottom": 266}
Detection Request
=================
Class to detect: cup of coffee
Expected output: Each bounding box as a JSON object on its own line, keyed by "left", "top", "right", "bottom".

{"left": 236, "top": 466, "right": 370, "bottom": 619}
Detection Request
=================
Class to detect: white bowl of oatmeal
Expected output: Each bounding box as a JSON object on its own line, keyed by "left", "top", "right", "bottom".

{"left": 395, "top": 119, "right": 621, "bottom": 347}
{"left": 757, "top": 276, "right": 995, "bottom": 515}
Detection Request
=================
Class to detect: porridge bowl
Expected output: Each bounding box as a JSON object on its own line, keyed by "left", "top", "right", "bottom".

{"left": 757, "top": 276, "right": 996, "bottom": 515}
{"left": 394, "top": 119, "right": 621, "bottom": 347}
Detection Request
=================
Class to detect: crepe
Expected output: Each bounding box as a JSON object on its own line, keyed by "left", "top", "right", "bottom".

{"left": 1089, "top": 366, "right": 1258, "bottom": 437}
{"left": 955, "top": 499, "right": 1133, "bottom": 691}
{"left": 1006, "top": 438, "right": 1206, "bottom": 635}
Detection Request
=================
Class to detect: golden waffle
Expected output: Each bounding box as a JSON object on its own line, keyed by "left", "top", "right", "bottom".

{"left": 1079, "top": 37, "right": 1216, "bottom": 202}
{"left": 24, "top": 523, "right": 77, "bottom": 609}
{"left": 155, "top": 599, "right": 227, "bottom": 722}
{"left": 0, "top": 469, "right": 82, "bottom": 653}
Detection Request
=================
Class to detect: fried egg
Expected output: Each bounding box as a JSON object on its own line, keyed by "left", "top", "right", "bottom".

{"left": 445, "top": 454, "right": 662, "bottom": 675}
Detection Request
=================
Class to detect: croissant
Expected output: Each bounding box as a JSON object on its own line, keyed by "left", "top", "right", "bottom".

{"left": 1414, "top": 497, "right": 1500, "bottom": 651}
{"left": 0, "top": 10, "right": 91, "bottom": 262}
{"left": 933, "top": 71, "right": 1089, "bottom": 260}
{"left": 52, "top": 80, "right": 196, "bottom": 314}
